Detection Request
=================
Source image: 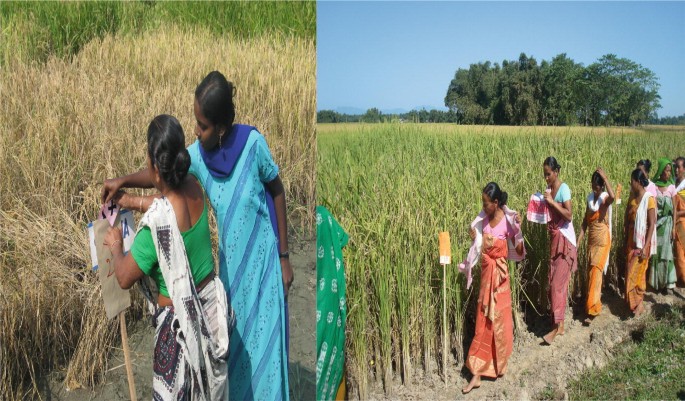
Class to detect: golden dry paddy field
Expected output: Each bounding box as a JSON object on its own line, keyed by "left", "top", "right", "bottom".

{"left": 0, "top": 27, "right": 314, "bottom": 400}
{"left": 317, "top": 122, "right": 685, "bottom": 398}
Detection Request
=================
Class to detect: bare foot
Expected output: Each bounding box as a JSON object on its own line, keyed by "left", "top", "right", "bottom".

{"left": 462, "top": 375, "right": 481, "bottom": 394}
{"left": 634, "top": 303, "right": 646, "bottom": 317}
{"left": 543, "top": 327, "right": 558, "bottom": 344}
{"left": 557, "top": 321, "right": 565, "bottom": 336}
{"left": 583, "top": 316, "right": 596, "bottom": 326}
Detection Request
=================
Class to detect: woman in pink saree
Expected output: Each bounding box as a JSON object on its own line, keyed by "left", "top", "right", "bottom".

{"left": 462, "top": 182, "right": 525, "bottom": 394}
{"left": 541, "top": 157, "right": 577, "bottom": 345}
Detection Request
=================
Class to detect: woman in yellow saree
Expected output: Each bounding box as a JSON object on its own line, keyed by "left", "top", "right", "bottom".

{"left": 577, "top": 168, "right": 614, "bottom": 324}
{"left": 625, "top": 168, "right": 657, "bottom": 316}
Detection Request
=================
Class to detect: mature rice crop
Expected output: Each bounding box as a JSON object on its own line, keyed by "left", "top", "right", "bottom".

{"left": 317, "top": 123, "right": 685, "bottom": 399}
{"left": 0, "top": 23, "right": 314, "bottom": 401}
{"left": 0, "top": 1, "right": 315, "bottom": 66}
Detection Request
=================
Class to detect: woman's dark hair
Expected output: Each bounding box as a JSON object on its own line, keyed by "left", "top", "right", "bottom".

{"left": 147, "top": 115, "right": 190, "bottom": 189}
{"left": 483, "top": 182, "right": 508, "bottom": 208}
{"left": 675, "top": 156, "right": 685, "bottom": 167}
{"left": 544, "top": 156, "right": 561, "bottom": 172}
{"left": 194, "top": 71, "right": 235, "bottom": 128}
{"left": 631, "top": 168, "right": 649, "bottom": 188}
{"left": 637, "top": 159, "right": 652, "bottom": 173}
{"left": 591, "top": 171, "right": 605, "bottom": 188}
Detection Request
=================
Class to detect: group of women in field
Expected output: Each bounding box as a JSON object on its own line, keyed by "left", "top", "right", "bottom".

{"left": 101, "top": 71, "right": 292, "bottom": 400}
{"left": 462, "top": 155, "right": 685, "bottom": 394}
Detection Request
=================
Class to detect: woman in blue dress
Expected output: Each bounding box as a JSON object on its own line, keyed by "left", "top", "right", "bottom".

{"left": 103, "top": 71, "right": 292, "bottom": 400}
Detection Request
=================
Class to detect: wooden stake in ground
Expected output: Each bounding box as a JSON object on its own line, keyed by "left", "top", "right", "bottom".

{"left": 438, "top": 231, "right": 451, "bottom": 386}
{"left": 119, "top": 311, "right": 137, "bottom": 401}
{"left": 613, "top": 183, "right": 623, "bottom": 292}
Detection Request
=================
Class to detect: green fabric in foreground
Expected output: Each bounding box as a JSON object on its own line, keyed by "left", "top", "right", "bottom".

{"left": 316, "top": 206, "right": 349, "bottom": 401}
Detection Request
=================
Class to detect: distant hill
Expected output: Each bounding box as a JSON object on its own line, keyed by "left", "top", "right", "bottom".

{"left": 331, "top": 106, "right": 365, "bottom": 115}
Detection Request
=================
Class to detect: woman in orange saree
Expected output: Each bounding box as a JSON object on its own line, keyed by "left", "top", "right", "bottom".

{"left": 462, "top": 182, "right": 524, "bottom": 394}
{"left": 673, "top": 157, "right": 685, "bottom": 286}
{"left": 577, "top": 168, "right": 615, "bottom": 323}
{"left": 625, "top": 168, "right": 657, "bottom": 317}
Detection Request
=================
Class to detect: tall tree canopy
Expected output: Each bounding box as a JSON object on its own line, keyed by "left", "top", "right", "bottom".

{"left": 445, "top": 53, "right": 660, "bottom": 126}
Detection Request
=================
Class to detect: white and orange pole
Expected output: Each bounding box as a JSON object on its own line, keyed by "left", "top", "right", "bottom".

{"left": 438, "top": 231, "right": 451, "bottom": 386}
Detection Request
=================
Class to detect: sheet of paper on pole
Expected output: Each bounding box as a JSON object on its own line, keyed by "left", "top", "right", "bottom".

{"left": 119, "top": 209, "right": 135, "bottom": 253}
{"left": 88, "top": 209, "right": 135, "bottom": 271}
{"left": 439, "top": 231, "right": 451, "bottom": 265}
{"left": 88, "top": 222, "right": 99, "bottom": 271}
{"left": 88, "top": 209, "right": 135, "bottom": 319}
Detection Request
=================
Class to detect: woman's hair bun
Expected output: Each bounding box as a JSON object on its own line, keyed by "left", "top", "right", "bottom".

{"left": 147, "top": 115, "right": 189, "bottom": 189}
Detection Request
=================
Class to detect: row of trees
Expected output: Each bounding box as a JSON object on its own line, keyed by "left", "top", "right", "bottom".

{"left": 318, "top": 107, "right": 685, "bottom": 125}
{"left": 317, "top": 108, "right": 458, "bottom": 123}
{"left": 444, "top": 53, "right": 661, "bottom": 126}
{"left": 648, "top": 113, "right": 685, "bottom": 125}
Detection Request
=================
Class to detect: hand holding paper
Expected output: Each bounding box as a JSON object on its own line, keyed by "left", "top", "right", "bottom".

{"left": 99, "top": 199, "right": 120, "bottom": 227}
{"left": 104, "top": 226, "right": 123, "bottom": 254}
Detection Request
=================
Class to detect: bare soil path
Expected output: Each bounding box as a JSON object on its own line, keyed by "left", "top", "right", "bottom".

{"left": 366, "top": 287, "right": 685, "bottom": 401}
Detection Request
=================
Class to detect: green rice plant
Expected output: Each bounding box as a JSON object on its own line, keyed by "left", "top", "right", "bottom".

{"left": 0, "top": 1, "right": 315, "bottom": 67}
{"left": 317, "top": 122, "right": 685, "bottom": 397}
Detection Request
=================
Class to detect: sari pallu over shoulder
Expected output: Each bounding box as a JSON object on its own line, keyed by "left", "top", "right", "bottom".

{"left": 137, "top": 197, "right": 232, "bottom": 401}
{"left": 625, "top": 195, "right": 656, "bottom": 312}
{"left": 586, "top": 191, "right": 612, "bottom": 274}
{"left": 634, "top": 192, "right": 657, "bottom": 255}
{"left": 548, "top": 205, "right": 577, "bottom": 272}
{"left": 584, "top": 192, "right": 611, "bottom": 316}
{"left": 198, "top": 124, "right": 279, "bottom": 242}
{"left": 458, "top": 206, "right": 525, "bottom": 289}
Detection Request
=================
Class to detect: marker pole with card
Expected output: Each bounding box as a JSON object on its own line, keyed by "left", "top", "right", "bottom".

{"left": 89, "top": 202, "right": 137, "bottom": 401}
{"left": 614, "top": 184, "right": 622, "bottom": 291}
{"left": 438, "top": 231, "right": 451, "bottom": 385}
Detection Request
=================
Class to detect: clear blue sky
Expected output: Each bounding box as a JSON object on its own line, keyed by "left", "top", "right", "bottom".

{"left": 317, "top": 1, "right": 685, "bottom": 117}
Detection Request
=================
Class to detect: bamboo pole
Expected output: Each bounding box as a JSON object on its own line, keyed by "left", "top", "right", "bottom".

{"left": 119, "top": 311, "right": 137, "bottom": 401}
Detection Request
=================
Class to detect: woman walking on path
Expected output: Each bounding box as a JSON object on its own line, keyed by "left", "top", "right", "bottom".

{"left": 102, "top": 71, "right": 292, "bottom": 400}
{"left": 673, "top": 157, "right": 685, "bottom": 286}
{"left": 648, "top": 158, "right": 677, "bottom": 293}
{"left": 106, "top": 115, "right": 231, "bottom": 400}
{"left": 461, "top": 182, "right": 525, "bottom": 394}
{"left": 577, "top": 168, "right": 615, "bottom": 324}
{"left": 541, "top": 157, "right": 577, "bottom": 345}
{"left": 625, "top": 168, "right": 657, "bottom": 317}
